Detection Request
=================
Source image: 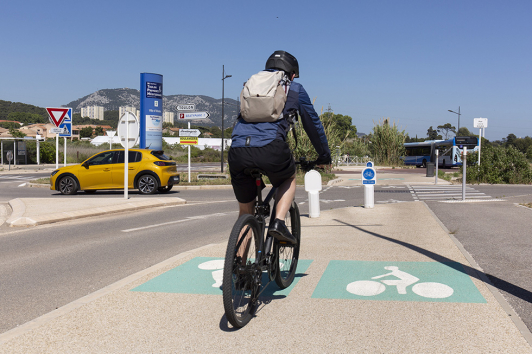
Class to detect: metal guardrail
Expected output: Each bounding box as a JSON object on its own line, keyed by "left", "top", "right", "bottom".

{"left": 335, "top": 156, "right": 371, "bottom": 166}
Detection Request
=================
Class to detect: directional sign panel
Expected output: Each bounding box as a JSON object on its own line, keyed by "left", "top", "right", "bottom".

{"left": 180, "top": 137, "right": 198, "bottom": 145}
{"left": 179, "top": 129, "right": 201, "bottom": 137}
{"left": 177, "top": 104, "right": 195, "bottom": 111}
{"left": 178, "top": 112, "right": 210, "bottom": 120}
{"left": 46, "top": 107, "right": 71, "bottom": 127}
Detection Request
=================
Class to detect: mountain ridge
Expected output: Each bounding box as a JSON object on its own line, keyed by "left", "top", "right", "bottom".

{"left": 63, "top": 88, "right": 239, "bottom": 128}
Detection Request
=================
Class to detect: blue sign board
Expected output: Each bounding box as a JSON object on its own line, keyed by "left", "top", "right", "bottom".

{"left": 362, "top": 167, "right": 376, "bottom": 184}
{"left": 140, "top": 73, "right": 163, "bottom": 150}
{"left": 59, "top": 108, "right": 72, "bottom": 137}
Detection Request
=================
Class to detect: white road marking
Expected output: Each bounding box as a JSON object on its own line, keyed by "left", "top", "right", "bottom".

{"left": 121, "top": 211, "right": 237, "bottom": 232}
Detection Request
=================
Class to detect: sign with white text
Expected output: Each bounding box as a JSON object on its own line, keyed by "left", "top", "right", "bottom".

{"left": 179, "top": 112, "right": 210, "bottom": 120}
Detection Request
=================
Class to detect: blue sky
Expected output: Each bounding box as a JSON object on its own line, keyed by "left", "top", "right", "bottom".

{"left": 1, "top": 0, "right": 530, "bottom": 141}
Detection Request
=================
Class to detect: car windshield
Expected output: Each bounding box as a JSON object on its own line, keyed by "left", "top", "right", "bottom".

{"left": 151, "top": 150, "right": 170, "bottom": 161}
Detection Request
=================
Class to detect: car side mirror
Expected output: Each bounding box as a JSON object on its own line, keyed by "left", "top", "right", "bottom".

{"left": 82, "top": 161, "right": 89, "bottom": 168}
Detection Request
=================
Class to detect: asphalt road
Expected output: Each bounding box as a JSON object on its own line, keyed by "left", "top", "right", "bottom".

{"left": 1, "top": 171, "right": 532, "bottom": 336}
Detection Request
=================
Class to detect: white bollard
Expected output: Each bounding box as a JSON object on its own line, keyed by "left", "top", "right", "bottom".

{"left": 364, "top": 184, "right": 374, "bottom": 208}
{"left": 308, "top": 191, "right": 320, "bottom": 218}
{"left": 305, "top": 170, "right": 322, "bottom": 218}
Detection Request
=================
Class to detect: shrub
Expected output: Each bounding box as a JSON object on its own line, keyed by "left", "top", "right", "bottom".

{"left": 368, "top": 118, "right": 406, "bottom": 166}
{"left": 466, "top": 145, "right": 532, "bottom": 184}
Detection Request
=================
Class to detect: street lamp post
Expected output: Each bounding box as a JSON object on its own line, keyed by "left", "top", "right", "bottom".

{"left": 448, "top": 106, "right": 461, "bottom": 134}
{"left": 221, "top": 65, "right": 232, "bottom": 173}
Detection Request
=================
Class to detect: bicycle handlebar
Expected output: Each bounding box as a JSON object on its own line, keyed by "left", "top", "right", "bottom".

{"left": 295, "top": 157, "right": 320, "bottom": 173}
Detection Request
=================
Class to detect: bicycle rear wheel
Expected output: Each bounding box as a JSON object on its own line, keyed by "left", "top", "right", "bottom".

{"left": 222, "top": 214, "right": 261, "bottom": 328}
{"left": 274, "top": 201, "right": 301, "bottom": 289}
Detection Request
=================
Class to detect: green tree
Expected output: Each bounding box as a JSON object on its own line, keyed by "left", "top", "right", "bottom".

{"left": 80, "top": 126, "right": 93, "bottom": 138}
{"left": 368, "top": 118, "right": 406, "bottom": 166}
{"left": 7, "top": 112, "right": 47, "bottom": 125}
{"left": 163, "top": 122, "right": 173, "bottom": 129}
{"left": 457, "top": 127, "right": 473, "bottom": 136}
{"left": 9, "top": 127, "right": 26, "bottom": 138}
{"left": 321, "top": 113, "right": 356, "bottom": 140}
{"left": 94, "top": 126, "right": 104, "bottom": 136}
{"left": 426, "top": 126, "right": 442, "bottom": 140}
{"left": 437, "top": 123, "right": 456, "bottom": 139}
{"left": 287, "top": 112, "right": 348, "bottom": 164}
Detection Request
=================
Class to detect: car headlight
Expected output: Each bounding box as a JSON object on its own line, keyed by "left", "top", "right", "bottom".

{"left": 51, "top": 170, "right": 59, "bottom": 177}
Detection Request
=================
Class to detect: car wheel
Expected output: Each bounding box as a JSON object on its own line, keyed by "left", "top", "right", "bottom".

{"left": 58, "top": 175, "right": 78, "bottom": 195}
{"left": 158, "top": 185, "right": 173, "bottom": 193}
{"left": 84, "top": 190, "right": 97, "bottom": 194}
{"left": 138, "top": 174, "right": 158, "bottom": 194}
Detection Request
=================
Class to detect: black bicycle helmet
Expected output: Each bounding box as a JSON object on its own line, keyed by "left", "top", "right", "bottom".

{"left": 265, "top": 50, "right": 299, "bottom": 78}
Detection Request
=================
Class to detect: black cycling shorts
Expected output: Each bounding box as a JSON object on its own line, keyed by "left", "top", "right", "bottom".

{"left": 228, "top": 139, "right": 296, "bottom": 203}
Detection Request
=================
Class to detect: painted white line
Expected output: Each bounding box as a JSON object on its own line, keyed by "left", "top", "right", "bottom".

{"left": 121, "top": 211, "right": 237, "bottom": 232}
{"left": 18, "top": 183, "right": 27, "bottom": 187}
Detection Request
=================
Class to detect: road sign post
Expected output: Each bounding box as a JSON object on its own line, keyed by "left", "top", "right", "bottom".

{"left": 118, "top": 112, "right": 140, "bottom": 199}
{"left": 106, "top": 130, "right": 116, "bottom": 149}
{"left": 46, "top": 107, "right": 72, "bottom": 169}
{"left": 435, "top": 149, "right": 439, "bottom": 185}
{"left": 362, "top": 161, "right": 377, "bottom": 208}
{"left": 462, "top": 147, "right": 467, "bottom": 201}
{"left": 6, "top": 150, "right": 13, "bottom": 171}
{"left": 474, "top": 118, "right": 488, "bottom": 166}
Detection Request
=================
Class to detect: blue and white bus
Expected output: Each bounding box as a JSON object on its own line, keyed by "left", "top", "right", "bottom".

{"left": 402, "top": 137, "right": 478, "bottom": 168}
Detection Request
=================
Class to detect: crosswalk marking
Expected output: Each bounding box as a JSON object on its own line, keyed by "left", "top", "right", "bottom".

{"left": 409, "top": 185, "right": 492, "bottom": 201}
{"left": 0, "top": 175, "right": 37, "bottom": 183}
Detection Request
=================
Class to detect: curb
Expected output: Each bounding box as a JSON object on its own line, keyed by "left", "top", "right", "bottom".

{"left": 6, "top": 197, "right": 187, "bottom": 227}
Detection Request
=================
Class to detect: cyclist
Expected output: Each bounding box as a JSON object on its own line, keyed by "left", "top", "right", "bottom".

{"left": 228, "top": 50, "right": 331, "bottom": 244}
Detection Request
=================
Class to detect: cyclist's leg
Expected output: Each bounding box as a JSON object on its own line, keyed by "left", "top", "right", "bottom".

{"left": 274, "top": 201, "right": 300, "bottom": 289}
{"left": 238, "top": 201, "right": 254, "bottom": 217}
{"left": 273, "top": 174, "right": 296, "bottom": 220}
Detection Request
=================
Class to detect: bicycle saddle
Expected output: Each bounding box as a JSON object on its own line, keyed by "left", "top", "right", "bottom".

{"left": 244, "top": 167, "right": 266, "bottom": 178}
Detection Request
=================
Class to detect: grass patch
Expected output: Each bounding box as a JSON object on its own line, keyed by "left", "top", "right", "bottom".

{"left": 30, "top": 177, "right": 50, "bottom": 184}
{"left": 521, "top": 203, "right": 532, "bottom": 209}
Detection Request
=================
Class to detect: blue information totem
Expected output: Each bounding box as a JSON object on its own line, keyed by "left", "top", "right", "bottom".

{"left": 140, "top": 73, "right": 163, "bottom": 150}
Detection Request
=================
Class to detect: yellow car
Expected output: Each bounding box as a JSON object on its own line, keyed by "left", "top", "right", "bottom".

{"left": 50, "top": 149, "right": 180, "bottom": 195}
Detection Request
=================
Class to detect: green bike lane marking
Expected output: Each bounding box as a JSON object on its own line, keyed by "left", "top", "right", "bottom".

{"left": 312, "top": 260, "right": 486, "bottom": 303}
{"left": 133, "top": 258, "right": 485, "bottom": 303}
{"left": 132, "top": 257, "right": 312, "bottom": 297}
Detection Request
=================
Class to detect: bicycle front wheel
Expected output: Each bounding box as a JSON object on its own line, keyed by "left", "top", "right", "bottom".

{"left": 274, "top": 201, "right": 301, "bottom": 289}
{"left": 222, "top": 214, "right": 261, "bottom": 328}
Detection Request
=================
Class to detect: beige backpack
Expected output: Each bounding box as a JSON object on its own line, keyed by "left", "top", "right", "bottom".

{"left": 240, "top": 71, "right": 289, "bottom": 122}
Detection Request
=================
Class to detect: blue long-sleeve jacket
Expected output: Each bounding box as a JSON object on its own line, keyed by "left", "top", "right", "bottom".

{"left": 231, "top": 80, "right": 331, "bottom": 163}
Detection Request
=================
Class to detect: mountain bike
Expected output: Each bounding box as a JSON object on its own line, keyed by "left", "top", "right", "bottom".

{"left": 222, "top": 158, "right": 317, "bottom": 328}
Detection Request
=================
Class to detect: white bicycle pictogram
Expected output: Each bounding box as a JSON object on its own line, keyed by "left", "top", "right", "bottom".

{"left": 346, "top": 266, "right": 454, "bottom": 299}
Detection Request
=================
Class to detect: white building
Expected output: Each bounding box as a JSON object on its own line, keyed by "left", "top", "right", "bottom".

{"left": 81, "top": 106, "right": 105, "bottom": 120}
{"left": 163, "top": 111, "right": 175, "bottom": 125}
{"left": 119, "top": 106, "right": 140, "bottom": 119}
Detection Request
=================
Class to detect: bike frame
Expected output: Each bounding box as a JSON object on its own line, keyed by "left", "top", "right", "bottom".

{"left": 249, "top": 170, "right": 277, "bottom": 274}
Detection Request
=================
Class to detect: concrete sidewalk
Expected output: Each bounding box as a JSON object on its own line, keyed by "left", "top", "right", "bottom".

{"left": 6, "top": 197, "right": 187, "bottom": 227}
{"left": 1, "top": 202, "right": 530, "bottom": 353}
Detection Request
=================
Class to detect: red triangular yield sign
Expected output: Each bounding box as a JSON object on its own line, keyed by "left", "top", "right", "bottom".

{"left": 46, "top": 107, "right": 69, "bottom": 127}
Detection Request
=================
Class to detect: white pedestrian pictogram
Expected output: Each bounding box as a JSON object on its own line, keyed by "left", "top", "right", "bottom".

{"left": 346, "top": 265, "right": 454, "bottom": 299}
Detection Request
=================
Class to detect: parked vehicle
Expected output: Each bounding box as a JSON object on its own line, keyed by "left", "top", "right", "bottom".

{"left": 50, "top": 149, "right": 180, "bottom": 195}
